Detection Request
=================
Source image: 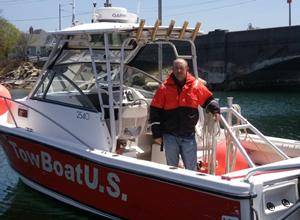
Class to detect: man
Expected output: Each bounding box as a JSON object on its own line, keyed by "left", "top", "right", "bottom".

{"left": 150, "top": 58, "right": 220, "bottom": 171}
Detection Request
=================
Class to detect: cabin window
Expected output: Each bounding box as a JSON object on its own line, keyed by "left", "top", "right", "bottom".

{"left": 90, "top": 33, "right": 129, "bottom": 47}
{"left": 123, "top": 66, "right": 159, "bottom": 99}
{"left": 32, "top": 61, "right": 123, "bottom": 111}
{"left": 45, "top": 73, "right": 91, "bottom": 107}
{"left": 34, "top": 70, "right": 53, "bottom": 99}
{"left": 33, "top": 63, "right": 97, "bottom": 110}
{"left": 68, "top": 33, "right": 131, "bottom": 49}
{"left": 55, "top": 49, "right": 130, "bottom": 65}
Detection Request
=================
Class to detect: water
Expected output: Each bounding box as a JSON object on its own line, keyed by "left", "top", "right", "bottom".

{"left": 0, "top": 89, "right": 299, "bottom": 219}
{"left": 215, "top": 91, "right": 300, "bottom": 140}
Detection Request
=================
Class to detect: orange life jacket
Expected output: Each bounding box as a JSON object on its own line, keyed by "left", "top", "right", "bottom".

{"left": 150, "top": 72, "right": 214, "bottom": 138}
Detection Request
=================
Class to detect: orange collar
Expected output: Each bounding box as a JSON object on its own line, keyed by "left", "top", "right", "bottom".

{"left": 164, "top": 72, "right": 195, "bottom": 87}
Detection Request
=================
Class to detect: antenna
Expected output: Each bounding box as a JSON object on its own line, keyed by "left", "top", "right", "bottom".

{"left": 158, "top": 0, "right": 163, "bottom": 81}
{"left": 92, "top": 0, "right": 97, "bottom": 23}
{"left": 71, "top": 0, "right": 75, "bottom": 26}
{"left": 104, "top": 0, "right": 111, "bottom": 7}
{"left": 137, "top": 0, "right": 141, "bottom": 23}
{"left": 58, "top": 3, "right": 62, "bottom": 30}
{"left": 158, "top": 0, "right": 162, "bottom": 22}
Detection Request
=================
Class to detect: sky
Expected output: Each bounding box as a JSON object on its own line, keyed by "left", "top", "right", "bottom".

{"left": 0, "top": 0, "right": 299, "bottom": 33}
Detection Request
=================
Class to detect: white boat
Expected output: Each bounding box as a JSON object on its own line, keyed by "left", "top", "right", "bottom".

{"left": 0, "top": 4, "right": 300, "bottom": 220}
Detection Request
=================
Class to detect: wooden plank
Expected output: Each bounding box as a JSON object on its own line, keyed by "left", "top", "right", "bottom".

{"left": 179, "top": 21, "right": 189, "bottom": 39}
{"left": 191, "top": 22, "right": 201, "bottom": 41}
{"left": 136, "top": 19, "right": 145, "bottom": 41}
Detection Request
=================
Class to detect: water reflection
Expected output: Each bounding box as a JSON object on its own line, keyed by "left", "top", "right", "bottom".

{"left": 0, "top": 146, "right": 18, "bottom": 216}
{"left": 1, "top": 182, "right": 99, "bottom": 220}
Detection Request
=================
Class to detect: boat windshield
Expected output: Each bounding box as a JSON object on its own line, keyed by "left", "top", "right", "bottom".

{"left": 55, "top": 49, "right": 131, "bottom": 65}
{"left": 33, "top": 61, "right": 121, "bottom": 110}
{"left": 32, "top": 48, "right": 160, "bottom": 111}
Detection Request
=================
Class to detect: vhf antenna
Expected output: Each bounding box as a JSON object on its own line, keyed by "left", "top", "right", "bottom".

{"left": 104, "top": 0, "right": 111, "bottom": 7}
{"left": 71, "top": 0, "right": 75, "bottom": 26}
{"left": 92, "top": 0, "right": 97, "bottom": 23}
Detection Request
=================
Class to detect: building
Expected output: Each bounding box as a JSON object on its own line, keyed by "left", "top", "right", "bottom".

{"left": 26, "top": 28, "right": 55, "bottom": 59}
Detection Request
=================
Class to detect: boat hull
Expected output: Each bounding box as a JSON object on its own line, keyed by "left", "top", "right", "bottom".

{"left": 0, "top": 132, "right": 245, "bottom": 219}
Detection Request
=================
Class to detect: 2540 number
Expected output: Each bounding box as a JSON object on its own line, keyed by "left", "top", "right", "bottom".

{"left": 76, "top": 111, "right": 90, "bottom": 120}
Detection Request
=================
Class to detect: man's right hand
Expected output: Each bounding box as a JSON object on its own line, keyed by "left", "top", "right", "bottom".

{"left": 213, "top": 113, "right": 220, "bottom": 122}
{"left": 154, "top": 138, "right": 162, "bottom": 145}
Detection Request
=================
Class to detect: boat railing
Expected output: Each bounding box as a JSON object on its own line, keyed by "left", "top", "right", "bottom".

{"left": 0, "top": 95, "right": 94, "bottom": 150}
{"left": 243, "top": 158, "right": 300, "bottom": 219}
{"left": 219, "top": 113, "right": 256, "bottom": 168}
{"left": 243, "top": 160, "right": 300, "bottom": 183}
{"left": 132, "top": 19, "right": 201, "bottom": 78}
{"left": 205, "top": 97, "right": 290, "bottom": 175}
{"left": 221, "top": 98, "right": 288, "bottom": 158}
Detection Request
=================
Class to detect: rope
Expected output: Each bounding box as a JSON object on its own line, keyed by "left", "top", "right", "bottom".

{"left": 201, "top": 111, "right": 220, "bottom": 174}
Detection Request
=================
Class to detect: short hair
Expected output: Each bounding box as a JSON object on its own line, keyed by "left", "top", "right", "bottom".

{"left": 173, "top": 58, "right": 188, "bottom": 68}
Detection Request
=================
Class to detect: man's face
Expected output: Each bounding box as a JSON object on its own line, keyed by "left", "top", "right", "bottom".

{"left": 173, "top": 61, "right": 187, "bottom": 82}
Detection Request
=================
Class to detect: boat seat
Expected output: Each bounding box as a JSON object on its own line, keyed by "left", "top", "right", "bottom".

{"left": 86, "top": 89, "right": 148, "bottom": 139}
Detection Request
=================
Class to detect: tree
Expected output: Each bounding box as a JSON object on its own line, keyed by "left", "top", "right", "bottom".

{"left": 14, "top": 32, "right": 33, "bottom": 61}
{"left": 0, "top": 16, "right": 21, "bottom": 59}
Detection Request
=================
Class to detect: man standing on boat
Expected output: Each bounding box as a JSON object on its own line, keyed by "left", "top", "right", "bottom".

{"left": 150, "top": 58, "right": 220, "bottom": 170}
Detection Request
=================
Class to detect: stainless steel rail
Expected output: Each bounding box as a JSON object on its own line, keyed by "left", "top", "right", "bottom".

{"left": 219, "top": 114, "right": 256, "bottom": 168}
{"left": 244, "top": 162, "right": 300, "bottom": 183}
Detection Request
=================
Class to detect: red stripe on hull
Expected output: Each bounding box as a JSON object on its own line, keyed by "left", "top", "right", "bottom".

{"left": 0, "top": 134, "right": 242, "bottom": 219}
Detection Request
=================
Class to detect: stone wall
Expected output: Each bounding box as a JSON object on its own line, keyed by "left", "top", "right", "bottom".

{"left": 131, "top": 25, "right": 300, "bottom": 90}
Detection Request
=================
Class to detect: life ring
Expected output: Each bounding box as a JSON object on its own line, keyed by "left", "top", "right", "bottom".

{"left": 0, "top": 85, "right": 11, "bottom": 115}
{"left": 199, "top": 140, "right": 249, "bottom": 175}
{"left": 215, "top": 140, "right": 249, "bottom": 175}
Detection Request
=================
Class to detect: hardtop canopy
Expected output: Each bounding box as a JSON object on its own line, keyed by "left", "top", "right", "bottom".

{"left": 51, "top": 21, "right": 203, "bottom": 39}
